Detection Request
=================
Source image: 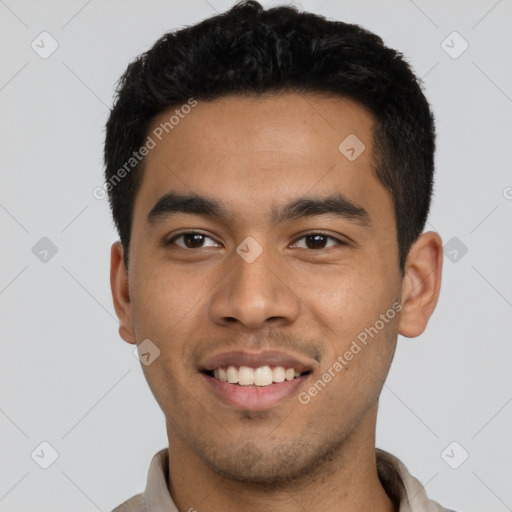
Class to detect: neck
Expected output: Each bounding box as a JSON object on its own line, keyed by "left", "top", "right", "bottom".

{"left": 166, "top": 405, "right": 396, "bottom": 512}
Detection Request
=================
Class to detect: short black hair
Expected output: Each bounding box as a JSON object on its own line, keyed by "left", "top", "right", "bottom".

{"left": 104, "top": 0, "right": 435, "bottom": 271}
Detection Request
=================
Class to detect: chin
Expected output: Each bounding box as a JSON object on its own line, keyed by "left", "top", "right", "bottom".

{"left": 198, "top": 439, "right": 339, "bottom": 486}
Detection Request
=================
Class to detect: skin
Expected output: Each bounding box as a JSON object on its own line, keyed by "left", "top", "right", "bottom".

{"left": 110, "top": 92, "right": 443, "bottom": 512}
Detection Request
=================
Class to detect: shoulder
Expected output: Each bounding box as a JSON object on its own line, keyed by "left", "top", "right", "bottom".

{"left": 376, "top": 448, "right": 458, "bottom": 512}
{"left": 111, "top": 493, "right": 146, "bottom": 512}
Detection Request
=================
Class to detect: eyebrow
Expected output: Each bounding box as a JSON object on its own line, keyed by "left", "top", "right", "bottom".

{"left": 147, "top": 192, "right": 370, "bottom": 227}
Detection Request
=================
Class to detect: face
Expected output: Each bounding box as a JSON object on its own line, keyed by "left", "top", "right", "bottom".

{"left": 111, "top": 92, "right": 440, "bottom": 483}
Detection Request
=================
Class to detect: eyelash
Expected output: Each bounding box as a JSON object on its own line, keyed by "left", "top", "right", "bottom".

{"left": 165, "top": 231, "right": 346, "bottom": 250}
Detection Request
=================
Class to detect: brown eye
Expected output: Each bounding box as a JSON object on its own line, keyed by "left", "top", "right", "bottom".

{"left": 292, "top": 233, "right": 342, "bottom": 250}
{"left": 168, "top": 232, "right": 219, "bottom": 249}
{"left": 305, "top": 234, "right": 328, "bottom": 249}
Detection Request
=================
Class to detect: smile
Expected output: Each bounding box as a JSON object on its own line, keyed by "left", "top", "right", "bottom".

{"left": 209, "top": 365, "right": 305, "bottom": 387}
{"left": 199, "top": 350, "right": 315, "bottom": 410}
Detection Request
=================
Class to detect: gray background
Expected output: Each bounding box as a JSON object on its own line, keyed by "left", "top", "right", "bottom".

{"left": 1, "top": 0, "right": 511, "bottom": 510}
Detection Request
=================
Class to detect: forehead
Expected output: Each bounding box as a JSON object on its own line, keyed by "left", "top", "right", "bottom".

{"left": 133, "top": 92, "right": 393, "bottom": 229}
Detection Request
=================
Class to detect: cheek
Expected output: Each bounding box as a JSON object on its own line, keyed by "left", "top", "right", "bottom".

{"left": 129, "top": 270, "right": 204, "bottom": 410}
{"left": 129, "top": 257, "right": 209, "bottom": 342}
{"left": 298, "top": 265, "right": 401, "bottom": 402}
{"left": 300, "top": 265, "right": 398, "bottom": 341}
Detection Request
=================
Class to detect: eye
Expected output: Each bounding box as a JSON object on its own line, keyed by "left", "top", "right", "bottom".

{"left": 291, "top": 233, "right": 344, "bottom": 250}
{"left": 167, "top": 232, "right": 220, "bottom": 249}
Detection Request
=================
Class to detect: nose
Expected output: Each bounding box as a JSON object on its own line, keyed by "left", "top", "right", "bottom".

{"left": 209, "top": 243, "right": 300, "bottom": 331}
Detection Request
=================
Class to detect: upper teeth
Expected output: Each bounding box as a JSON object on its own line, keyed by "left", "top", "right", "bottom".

{"left": 213, "top": 365, "right": 301, "bottom": 387}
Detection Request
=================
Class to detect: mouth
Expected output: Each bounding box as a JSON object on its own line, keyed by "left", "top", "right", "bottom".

{"left": 204, "top": 365, "right": 311, "bottom": 387}
{"left": 199, "top": 350, "right": 315, "bottom": 410}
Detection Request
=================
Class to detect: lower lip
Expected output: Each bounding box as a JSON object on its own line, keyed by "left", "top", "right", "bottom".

{"left": 202, "top": 373, "right": 309, "bottom": 410}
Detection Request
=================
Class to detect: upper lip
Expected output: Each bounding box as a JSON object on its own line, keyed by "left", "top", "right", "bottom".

{"left": 199, "top": 350, "right": 315, "bottom": 374}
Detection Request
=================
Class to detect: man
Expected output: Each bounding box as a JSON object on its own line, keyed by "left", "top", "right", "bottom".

{"left": 105, "top": 1, "right": 454, "bottom": 510}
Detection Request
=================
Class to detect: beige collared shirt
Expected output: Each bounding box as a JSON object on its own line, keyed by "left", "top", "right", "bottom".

{"left": 112, "top": 448, "right": 456, "bottom": 512}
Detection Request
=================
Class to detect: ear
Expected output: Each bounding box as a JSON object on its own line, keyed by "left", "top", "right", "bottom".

{"left": 110, "top": 242, "right": 136, "bottom": 344}
{"left": 398, "top": 231, "right": 443, "bottom": 338}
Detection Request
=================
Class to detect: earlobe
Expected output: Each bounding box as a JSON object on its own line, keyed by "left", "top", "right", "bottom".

{"left": 110, "top": 242, "right": 136, "bottom": 344}
{"left": 398, "top": 231, "right": 443, "bottom": 338}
